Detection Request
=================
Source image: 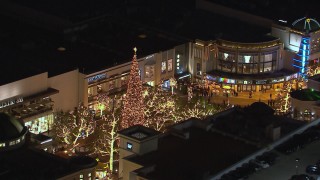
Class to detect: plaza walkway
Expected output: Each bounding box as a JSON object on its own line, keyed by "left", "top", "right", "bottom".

{"left": 209, "top": 89, "right": 279, "bottom": 107}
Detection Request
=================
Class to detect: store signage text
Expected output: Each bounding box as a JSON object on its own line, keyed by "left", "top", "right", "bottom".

{"left": 88, "top": 74, "right": 107, "bottom": 83}
{"left": 0, "top": 97, "right": 24, "bottom": 109}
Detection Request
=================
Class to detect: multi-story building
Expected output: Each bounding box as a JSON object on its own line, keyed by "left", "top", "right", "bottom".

{"left": 0, "top": 113, "right": 97, "bottom": 180}
{"left": 0, "top": 69, "right": 86, "bottom": 135}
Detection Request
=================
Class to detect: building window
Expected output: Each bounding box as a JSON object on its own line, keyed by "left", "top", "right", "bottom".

{"left": 127, "top": 142, "right": 133, "bottom": 150}
{"left": 9, "top": 141, "right": 16, "bottom": 146}
{"left": 109, "top": 80, "right": 115, "bottom": 90}
{"left": 121, "top": 76, "right": 128, "bottom": 87}
{"left": 0, "top": 143, "right": 5, "bottom": 147}
{"left": 176, "top": 54, "right": 181, "bottom": 70}
{"left": 145, "top": 65, "right": 155, "bottom": 78}
{"left": 161, "top": 61, "right": 166, "bottom": 73}
{"left": 80, "top": 174, "right": 83, "bottom": 180}
{"left": 168, "top": 59, "right": 173, "bottom": 72}
{"left": 25, "top": 114, "right": 54, "bottom": 134}
{"left": 196, "top": 63, "right": 201, "bottom": 75}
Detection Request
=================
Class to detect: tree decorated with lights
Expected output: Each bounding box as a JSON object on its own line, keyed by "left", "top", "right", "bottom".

{"left": 52, "top": 103, "right": 95, "bottom": 151}
{"left": 121, "top": 47, "right": 145, "bottom": 129}
{"left": 276, "top": 82, "right": 292, "bottom": 115}
{"left": 97, "top": 93, "right": 109, "bottom": 116}
{"left": 187, "top": 85, "right": 193, "bottom": 102}
{"left": 181, "top": 99, "right": 222, "bottom": 120}
{"left": 144, "top": 84, "right": 179, "bottom": 131}
{"left": 94, "top": 104, "right": 121, "bottom": 178}
{"left": 169, "top": 77, "right": 177, "bottom": 95}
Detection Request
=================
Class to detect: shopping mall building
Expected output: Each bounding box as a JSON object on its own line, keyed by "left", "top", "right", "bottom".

{"left": 0, "top": 70, "right": 86, "bottom": 135}
{"left": 86, "top": 17, "right": 320, "bottom": 109}
{"left": 2, "top": 17, "right": 320, "bottom": 135}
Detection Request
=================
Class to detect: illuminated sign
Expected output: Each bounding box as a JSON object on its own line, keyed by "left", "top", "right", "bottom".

{"left": 161, "top": 61, "right": 166, "bottom": 73}
{"left": 219, "top": 78, "right": 235, "bottom": 84}
{"left": 0, "top": 97, "right": 24, "bottom": 109}
{"left": 88, "top": 74, "right": 107, "bottom": 83}
{"left": 272, "top": 78, "right": 285, "bottom": 83}
{"left": 285, "top": 73, "right": 298, "bottom": 81}
{"left": 255, "top": 80, "right": 267, "bottom": 84}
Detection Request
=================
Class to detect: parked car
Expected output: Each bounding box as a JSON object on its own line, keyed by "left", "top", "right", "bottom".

{"left": 306, "top": 165, "right": 320, "bottom": 175}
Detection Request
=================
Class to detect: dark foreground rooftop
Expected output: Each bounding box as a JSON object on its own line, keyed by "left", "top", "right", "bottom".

{"left": 0, "top": 145, "right": 97, "bottom": 180}
{"left": 127, "top": 120, "right": 258, "bottom": 179}
{"left": 290, "top": 89, "right": 320, "bottom": 101}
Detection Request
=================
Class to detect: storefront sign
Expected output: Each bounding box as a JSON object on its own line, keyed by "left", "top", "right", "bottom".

{"left": 0, "top": 97, "right": 23, "bottom": 109}
{"left": 219, "top": 78, "right": 235, "bottom": 84}
{"left": 272, "top": 78, "right": 285, "bottom": 83}
{"left": 285, "top": 73, "right": 298, "bottom": 81}
{"left": 88, "top": 74, "right": 107, "bottom": 83}
{"left": 255, "top": 80, "right": 267, "bottom": 84}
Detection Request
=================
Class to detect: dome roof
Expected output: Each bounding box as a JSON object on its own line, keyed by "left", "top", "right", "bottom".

{"left": 0, "top": 113, "right": 25, "bottom": 142}
{"left": 292, "top": 17, "right": 320, "bottom": 33}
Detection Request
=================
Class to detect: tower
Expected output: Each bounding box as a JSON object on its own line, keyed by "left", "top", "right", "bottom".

{"left": 118, "top": 125, "right": 160, "bottom": 180}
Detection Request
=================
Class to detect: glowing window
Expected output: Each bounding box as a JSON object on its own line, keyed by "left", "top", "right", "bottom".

{"left": 0, "top": 143, "right": 5, "bottom": 147}
{"left": 127, "top": 142, "right": 133, "bottom": 150}
{"left": 9, "top": 141, "right": 15, "bottom": 146}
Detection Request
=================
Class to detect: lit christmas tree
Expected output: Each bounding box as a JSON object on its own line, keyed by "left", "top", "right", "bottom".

{"left": 52, "top": 103, "right": 95, "bottom": 151}
{"left": 121, "top": 47, "right": 145, "bottom": 129}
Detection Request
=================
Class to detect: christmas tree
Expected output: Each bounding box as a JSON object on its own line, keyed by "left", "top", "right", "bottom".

{"left": 121, "top": 48, "right": 145, "bottom": 129}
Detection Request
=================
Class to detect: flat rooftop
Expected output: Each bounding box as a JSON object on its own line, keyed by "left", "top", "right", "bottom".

{"left": 0, "top": 145, "right": 97, "bottom": 179}
{"left": 0, "top": 0, "right": 271, "bottom": 85}
{"left": 203, "top": 0, "right": 320, "bottom": 30}
{"left": 290, "top": 89, "right": 320, "bottom": 101}
{"left": 127, "top": 125, "right": 258, "bottom": 179}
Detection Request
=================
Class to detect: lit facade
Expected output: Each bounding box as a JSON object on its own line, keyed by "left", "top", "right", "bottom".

{"left": 0, "top": 70, "right": 86, "bottom": 135}
{"left": 272, "top": 17, "right": 320, "bottom": 73}
{"left": 86, "top": 37, "right": 299, "bottom": 111}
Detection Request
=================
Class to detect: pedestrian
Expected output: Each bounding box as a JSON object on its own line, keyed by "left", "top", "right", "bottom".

{"left": 270, "top": 93, "right": 272, "bottom": 99}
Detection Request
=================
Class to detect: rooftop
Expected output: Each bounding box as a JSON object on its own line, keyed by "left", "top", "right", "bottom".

{"left": 0, "top": 145, "right": 97, "bottom": 179}
{"left": 118, "top": 125, "right": 161, "bottom": 141}
{"left": 290, "top": 88, "right": 320, "bottom": 101}
{"left": 126, "top": 120, "right": 258, "bottom": 179}
{"left": 212, "top": 102, "right": 305, "bottom": 143}
{"left": 0, "top": 0, "right": 272, "bottom": 85}
{"left": 203, "top": 0, "right": 320, "bottom": 29}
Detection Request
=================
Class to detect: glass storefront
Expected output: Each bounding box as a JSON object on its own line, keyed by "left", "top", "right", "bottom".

{"left": 217, "top": 51, "right": 277, "bottom": 74}
{"left": 25, "top": 114, "right": 54, "bottom": 134}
